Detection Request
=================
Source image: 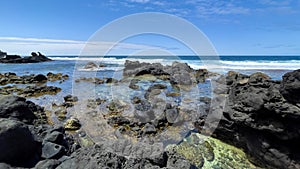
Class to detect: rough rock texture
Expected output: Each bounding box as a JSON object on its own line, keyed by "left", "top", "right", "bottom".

{"left": 56, "top": 144, "right": 194, "bottom": 169}
{"left": 280, "top": 69, "right": 300, "bottom": 103}
{"left": 0, "top": 95, "right": 78, "bottom": 168}
{"left": 0, "top": 72, "right": 68, "bottom": 86}
{"left": 0, "top": 119, "right": 38, "bottom": 167}
{"left": 211, "top": 70, "right": 300, "bottom": 169}
{"left": 0, "top": 51, "right": 52, "bottom": 63}
{"left": 123, "top": 60, "right": 212, "bottom": 86}
{"left": 0, "top": 95, "right": 38, "bottom": 124}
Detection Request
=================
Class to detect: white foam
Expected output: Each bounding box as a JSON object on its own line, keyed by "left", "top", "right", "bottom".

{"left": 50, "top": 57, "right": 165, "bottom": 65}
{"left": 50, "top": 57, "right": 300, "bottom": 70}
{"left": 78, "top": 67, "right": 124, "bottom": 72}
{"left": 220, "top": 60, "right": 300, "bottom": 70}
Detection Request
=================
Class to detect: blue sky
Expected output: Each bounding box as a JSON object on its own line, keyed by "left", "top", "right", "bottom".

{"left": 0, "top": 0, "right": 300, "bottom": 55}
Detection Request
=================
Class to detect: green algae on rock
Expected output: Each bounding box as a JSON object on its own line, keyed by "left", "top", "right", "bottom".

{"left": 171, "top": 133, "right": 258, "bottom": 169}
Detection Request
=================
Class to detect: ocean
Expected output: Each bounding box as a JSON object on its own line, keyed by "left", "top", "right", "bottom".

{"left": 0, "top": 55, "right": 299, "bottom": 107}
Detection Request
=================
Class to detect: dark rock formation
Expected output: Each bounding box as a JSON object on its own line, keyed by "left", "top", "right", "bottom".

{"left": 0, "top": 50, "right": 7, "bottom": 58}
{"left": 280, "top": 69, "right": 300, "bottom": 103}
{"left": 211, "top": 70, "right": 300, "bottom": 169}
{"left": 123, "top": 60, "right": 168, "bottom": 77}
{"left": 0, "top": 95, "right": 78, "bottom": 168}
{"left": 47, "top": 72, "right": 69, "bottom": 82}
{"left": 0, "top": 95, "right": 38, "bottom": 124}
{"left": 56, "top": 144, "right": 194, "bottom": 169}
{"left": 0, "top": 72, "right": 68, "bottom": 85}
{"left": 0, "top": 119, "right": 38, "bottom": 167}
{"left": 123, "top": 60, "right": 213, "bottom": 93}
{"left": 0, "top": 51, "right": 52, "bottom": 63}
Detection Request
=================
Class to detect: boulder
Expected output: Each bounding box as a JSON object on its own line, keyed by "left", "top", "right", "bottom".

{"left": 0, "top": 95, "right": 37, "bottom": 124}
{"left": 64, "top": 118, "right": 81, "bottom": 131}
{"left": 143, "top": 123, "right": 157, "bottom": 134}
{"left": 63, "top": 95, "right": 78, "bottom": 103}
{"left": 280, "top": 69, "right": 300, "bottom": 103}
{"left": 123, "top": 60, "right": 168, "bottom": 77}
{"left": 0, "top": 119, "right": 38, "bottom": 167}
{"left": 33, "top": 74, "right": 48, "bottom": 83}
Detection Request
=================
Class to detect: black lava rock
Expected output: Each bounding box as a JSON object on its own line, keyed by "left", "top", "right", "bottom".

{"left": 0, "top": 119, "right": 38, "bottom": 167}
{"left": 42, "top": 142, "right": 65, "bottom": 159}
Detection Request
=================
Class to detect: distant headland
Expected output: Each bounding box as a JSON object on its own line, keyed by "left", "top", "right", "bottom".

{"left": 0, "top": 50, "right": 52, "bottom": 63}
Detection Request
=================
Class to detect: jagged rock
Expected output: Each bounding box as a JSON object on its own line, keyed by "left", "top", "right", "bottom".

{"left": 280, "top": 69, "right": 300, "bottom": 103}
{"left": 31, "top": 52, "right": 38, "bottom": 57}
{"left": 0, "top": 51, "right": 51, "bottom": 63}
{"left": 195, "top": 69, "right": 208, "bottom": 83}
{"left": 0, "top": 50, "right": 7, "bottom": 58}
{"left": 213, "top": 71, "right": 300, "bottom": 169}
{"left": 0, "top": 119, "right": 38, "bottom": 167}
{"left": 0, "top": 95, "right": 37, "bottom": 124}
{"left": 64, "top": 118, "right": 81, "bottom": 131}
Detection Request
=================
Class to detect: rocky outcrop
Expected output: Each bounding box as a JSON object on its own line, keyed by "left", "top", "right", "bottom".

{"left": 0, "top": 50, "right": 7, "bottom": 58}
{"left": 210, "top": 70, "right": 300, "bottom": 169}
{"left": 123, "top": 60, "right": 214, "bottom": 86}
{"left": 0, "top": 95, "right": 79, "bottom": 168}
{"left": 0, "top": 51, "right": 52, "bottom": 63}
{"left": 0, "top": 72, "right": 68, "bottom": 85}
{"left": 56, "top": 143, "right": 194, "bottom": 169}
{"left": 280, "top": 69, "right": 300, "bottom": 103}
{"left": 0, "top": 118, "right": 38, "bottom": 167}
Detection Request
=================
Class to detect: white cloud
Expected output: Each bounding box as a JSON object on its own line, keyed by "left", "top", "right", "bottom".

{"left": 128, "top": 0, "right": 150, "bottom": 3}
{"left": 0, "top": 37, "right": 161, "bottom": 56}
{"left": 260, "top": 0, "right": 292, "bottom": 6}
{"left": 193, "top": 1, "right": 250, "bottom": 18}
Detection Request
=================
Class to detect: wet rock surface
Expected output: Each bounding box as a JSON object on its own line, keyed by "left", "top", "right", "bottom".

{"left": 0, "top": 72, "right": 68, "bottom": 97}
{"left": 211, "top": 69, "right": 300, "bottom": 169}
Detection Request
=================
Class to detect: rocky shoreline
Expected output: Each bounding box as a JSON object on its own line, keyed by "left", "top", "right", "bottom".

{"left": 0, "top": 60, "right": 299, "bottom": 168}
{"left": 210, "top": 69, "right": 300, "bottom": 169}
{"left": 0, "top": 51, "right": 52, "bottom": 63}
